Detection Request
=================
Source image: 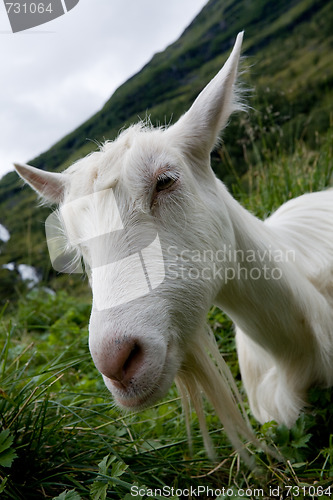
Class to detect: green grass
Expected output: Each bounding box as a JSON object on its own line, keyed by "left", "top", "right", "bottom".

{"left": 1, "top": 125, "right": 333, "bottom": 498}
{"left": 0, "top": 293, "right": 332, "bottom": 499}
{"left": 230, "top": 115, "right": 333, "bottom": 217}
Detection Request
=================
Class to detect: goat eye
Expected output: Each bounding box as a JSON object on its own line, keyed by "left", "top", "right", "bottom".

{"left": 155, "top": 172, "right": 179, "bottom": 192}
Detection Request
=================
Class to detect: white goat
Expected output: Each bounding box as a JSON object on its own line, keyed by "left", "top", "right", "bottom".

{"left": 15, "top": 32, "right": 333, "bottom": 458}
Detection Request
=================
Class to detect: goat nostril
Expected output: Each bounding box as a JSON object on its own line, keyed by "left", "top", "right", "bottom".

{"left": 123, "top": 342, "right": 141, "bottom": 375}
{"left": 98, "top": 340, "right": 144, "bottom": 387}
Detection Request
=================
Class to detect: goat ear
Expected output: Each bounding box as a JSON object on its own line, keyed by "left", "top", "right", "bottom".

{"left": 14, "top": 163, "right": 67, "bottom": 204}
{"left": 168, "top": 32, "right": 244, "bottom": 158}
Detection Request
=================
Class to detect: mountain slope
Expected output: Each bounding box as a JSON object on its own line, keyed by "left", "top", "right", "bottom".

{"left": 0, "top": 0, "right": 332, "bottom": 302}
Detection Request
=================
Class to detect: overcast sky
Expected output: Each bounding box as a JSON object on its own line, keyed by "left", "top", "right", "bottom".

{"left": 0, "top": 0, "right": 208, "bottom": 179}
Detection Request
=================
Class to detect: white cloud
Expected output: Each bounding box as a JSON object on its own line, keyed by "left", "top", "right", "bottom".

{"left": 0, "top": 0, "right": 207, "bottom": 178}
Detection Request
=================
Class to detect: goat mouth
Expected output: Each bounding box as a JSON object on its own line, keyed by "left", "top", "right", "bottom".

{"left": 103, "top": 365, "right": 173, "bottom": 411}
{"left": 106, "top": 381, "right": 163, "bottom": 410}
{"left": 114, "top": 391, "right": 154, "bottom": 410}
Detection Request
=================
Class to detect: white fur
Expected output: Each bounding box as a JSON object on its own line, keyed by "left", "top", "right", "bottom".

{"left": 14, "top": 32, "right": 333, "bottom": 458}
